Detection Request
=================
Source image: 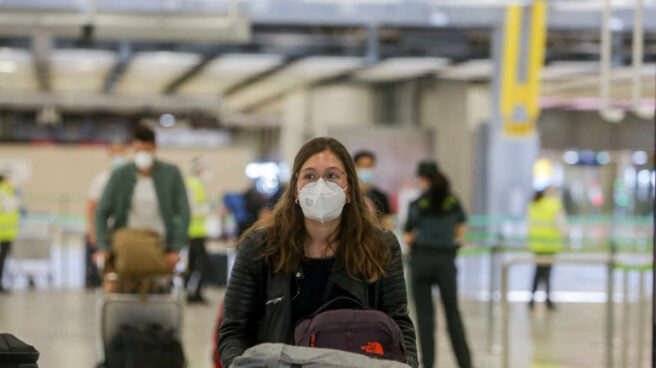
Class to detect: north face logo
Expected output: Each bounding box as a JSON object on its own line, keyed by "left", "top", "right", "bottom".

{"left": 361, "top": 342, "right": 384, "bottom": 355}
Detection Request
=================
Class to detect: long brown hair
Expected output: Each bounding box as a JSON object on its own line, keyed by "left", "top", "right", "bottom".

{"left": 243, "top": 137, "right": 391, "bottom": 282}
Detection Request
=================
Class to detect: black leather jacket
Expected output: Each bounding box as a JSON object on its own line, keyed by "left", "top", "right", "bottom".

{"left": 217, "top": 228, "right": 418, "bottom": 368}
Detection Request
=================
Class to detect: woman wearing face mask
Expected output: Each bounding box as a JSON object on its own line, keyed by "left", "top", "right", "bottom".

{"left": 217, "top": 137, "right": 418, "bottom": 368}
{"left": 403, "top": 161, "right": 472, "bottom": 368}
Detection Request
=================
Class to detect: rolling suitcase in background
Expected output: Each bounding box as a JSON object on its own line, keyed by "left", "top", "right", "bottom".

{"left": 0, "top": 333, "right": 39, "bottom": 368}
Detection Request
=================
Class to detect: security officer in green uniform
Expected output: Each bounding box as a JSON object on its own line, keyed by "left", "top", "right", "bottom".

{"left": 0, "top": 172, "right": 20, "bottom": 293}
{"left": 404, "top": 161, "right": 472, "bottom": 368}
{"left": 185, "top": 157, "right": 210, "bottom": 303}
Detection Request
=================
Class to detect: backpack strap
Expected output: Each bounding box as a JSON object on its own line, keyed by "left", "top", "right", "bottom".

{"left": 311, "top": 296, "right": 365, "bottom": 317}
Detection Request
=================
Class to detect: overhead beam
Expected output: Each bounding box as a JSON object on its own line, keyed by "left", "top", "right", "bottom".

{"left": 31, "top": 33, "right": 52, "bottom": 92}
{"left": 242, "top": 3, "right": 656, "bottom": 31}
{"left": 163, "top": 52, "right": 220, "bottom": 95}
{"left": 0, "top": 91, "right": 221, "bottom": 114}
{"left": 222, "top": 57, "right": 296, "bottom": 97}
{"left": 0, "top": 11, "right": 251, "bottom": 42}
{"left": 102, "top": 42, "right": 132, "bottom": 94}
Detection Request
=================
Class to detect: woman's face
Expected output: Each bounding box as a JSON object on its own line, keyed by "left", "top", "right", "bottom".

{"left": 296, "top": 149, "right": 349, "bottom": 197}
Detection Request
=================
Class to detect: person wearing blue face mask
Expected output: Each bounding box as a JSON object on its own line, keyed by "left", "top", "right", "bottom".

{"left": 353, "top": 151, "right": 393, "bottom": 229}
{"left": 84, "top": 141, "right": 127, "bottom": 288}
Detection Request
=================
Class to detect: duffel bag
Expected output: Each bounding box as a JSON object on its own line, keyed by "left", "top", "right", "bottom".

{"left": 232, "top": 343, "right": 410, "bottom": 368}
{"left": 111, "top": 228, "right": 170, "bottom": 275}
{"left": 0, "top": 333, "right": 39, "bottom": 368}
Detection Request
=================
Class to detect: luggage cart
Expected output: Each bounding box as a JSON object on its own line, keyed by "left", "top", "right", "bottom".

{"left": 96, "top": 268, "right": 185, "bottom": 367}
{"left": 8, "top": 216, "right": 55, "bottom": 288}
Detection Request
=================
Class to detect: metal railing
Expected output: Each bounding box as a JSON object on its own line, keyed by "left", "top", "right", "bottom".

{"left": 500, "top": 254, "right": 614, "bottom": 368}
{"left": 498, "top": 253, "right": 652, "bottom": 368}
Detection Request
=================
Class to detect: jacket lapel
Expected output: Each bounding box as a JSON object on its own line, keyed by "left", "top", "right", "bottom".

{"left": 329, "top": 269, "right": 368, "bottom": 306}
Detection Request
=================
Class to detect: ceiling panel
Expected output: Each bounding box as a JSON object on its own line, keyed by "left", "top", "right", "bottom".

{"left": 224, "top": 56, "right": 363, "bottom": 112}
{"left": 541, "top": 61, "right": 598, "bottom": 81}
{"left": 438, "top": 59, "right": 493, "bottom": 80}
{"left": 116, "top": 51, "right": 201, "bottom": 94}
{"left": 178, "top": 53, "right": 284, "bottom": 96}
{"left": 354, "top": 57, "right": 449, "bottom": 82}
{"left": 541, "top": 64, "right": 656, "bottom": 96}
{"left": 51, "top": 49, "right": 116, "bottom": 92}
{"left": 0, "top": 48, "right": 37, "bottom": 92}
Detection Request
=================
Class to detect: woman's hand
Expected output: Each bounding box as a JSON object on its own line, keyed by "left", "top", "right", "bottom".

{"left": 164, "top": 252, "right": 181, "bottom": 270}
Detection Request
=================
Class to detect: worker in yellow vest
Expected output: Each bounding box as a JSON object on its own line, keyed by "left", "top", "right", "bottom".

{"left": 528, "top": 187, "right": 567, "bottom": 310}
{"left": 185, "top": 157, "right": 210, "bottom": 303}
{"left": 0, "top": 172, "right": 20, "bottom": 293}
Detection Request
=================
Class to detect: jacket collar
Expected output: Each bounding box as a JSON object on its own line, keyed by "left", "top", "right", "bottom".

{"left": 328, "top": 268, "right": 368, "bottom": 305}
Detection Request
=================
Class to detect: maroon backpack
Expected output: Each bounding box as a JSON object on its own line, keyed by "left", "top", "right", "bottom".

{"left": 294, "top": 297, "right": 408, "bottom": 364}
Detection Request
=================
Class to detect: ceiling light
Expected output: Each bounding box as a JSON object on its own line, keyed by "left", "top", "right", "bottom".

{"left": 632, "top": 151, "right": 648, "bottom": 165}
{"left": 159, "top": 114, "right": 176, "bottom": 128}
{"left": 0, "top": 60, "right": 17, "bottom": 73}
{"left": 596, "top": 152, "right": 611, "bottom": 165}
{"left": 563, "top": 151, "right": 579, "bottom": 165}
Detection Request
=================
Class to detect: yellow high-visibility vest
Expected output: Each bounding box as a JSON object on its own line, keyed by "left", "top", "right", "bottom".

{"left": 186, "top": 176, "right": 207, "bottom": 239}
{"left": 0, "top": 182, "right": 19, "bottom": 242}
{"left": 528, "top": 197, "right": 563, "bottom": 254}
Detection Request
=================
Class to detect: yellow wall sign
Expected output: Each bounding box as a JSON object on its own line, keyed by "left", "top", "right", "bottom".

{"left": 500, "top": 1, "right": 547, "bottom": 136}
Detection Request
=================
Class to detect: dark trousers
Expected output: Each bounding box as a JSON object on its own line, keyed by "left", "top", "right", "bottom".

{"left": 530, "top": 265, "right": 553, "bottom": 301}
{"left": 0, "top": 241, "right": 11, "bottom": 289}
{"left": 85, "top": 237, "right": 101, "bottom": 288}
{"left": 185, "top": 237, "right": 208, "bottom": 298}
{"left": 410, "top": 249, "right": 472, "bottom": 368}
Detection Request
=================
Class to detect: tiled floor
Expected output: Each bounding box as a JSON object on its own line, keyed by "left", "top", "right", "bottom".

{"left": 1, "top": 241, "right": 652, "bottom": 368}
{"left": 0, "top": 286, "right": 651, "bottom": 368}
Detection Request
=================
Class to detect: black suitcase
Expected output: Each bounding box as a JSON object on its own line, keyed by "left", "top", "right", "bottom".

{"left": 0, "top": 333, "right": 39, "bottom": 368}
{"left": 207, "top": 253, "right": 229, "bottom": 287}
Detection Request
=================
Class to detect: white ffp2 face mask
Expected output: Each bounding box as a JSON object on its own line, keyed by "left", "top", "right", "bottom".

{"left": 298, "top": 178, "right": 347, "bottom": 224}
{"left": 134, "top": 151, "right": 154, "bottom": 170}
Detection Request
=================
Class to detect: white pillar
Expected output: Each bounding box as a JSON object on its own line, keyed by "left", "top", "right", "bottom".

{"left": 420, "top": 79, "right": 491, "bottom": 212}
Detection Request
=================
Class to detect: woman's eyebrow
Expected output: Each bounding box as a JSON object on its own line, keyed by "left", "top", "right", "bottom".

{"left": 300, "top": 166, "right": 341, "bottom": 172}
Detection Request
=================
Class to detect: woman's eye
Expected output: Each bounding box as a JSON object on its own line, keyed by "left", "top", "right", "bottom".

{"left": 304, "top": 174, "right": 316, "bottom": 179}
{"left": 327, "top": 173, "right": 338, "bottom": 179}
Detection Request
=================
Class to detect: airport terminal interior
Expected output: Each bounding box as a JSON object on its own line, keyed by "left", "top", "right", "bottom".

{"left": 0, "top": 0, "right": 653, "bottom": 367}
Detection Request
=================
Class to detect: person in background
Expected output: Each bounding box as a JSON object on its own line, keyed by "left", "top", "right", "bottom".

{"left": 85, "top": 142, "right": 127, "bottom": 288}
{"left": 404, "top": 160, "right": 472, "bottom": 368}
{"left": 353, "top": 151, "right": 393, "bottom": 229}
{"left": 257, "top": 182, "right": 287, "bottom": 222}
{"left": 528, "top": 186, "right": 567, "bottom": 310}
{"left": 0, "top": 172, "right": 19, "bottom": 293}
{"left": 239, "top": 183, "right": 266, "bottom": 235}
{"left": 94, "top": 125, "right": 190, "bottom": 271}
{"left": 218, "top": 137, "right": 418, "bottom": 368}
{"left": 185, "top": 156, "right": 211, "bottom": 303}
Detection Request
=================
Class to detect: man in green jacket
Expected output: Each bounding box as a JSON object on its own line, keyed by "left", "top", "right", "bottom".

{"left": 94, "top": 125, "right": 190, "bottom": 269}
